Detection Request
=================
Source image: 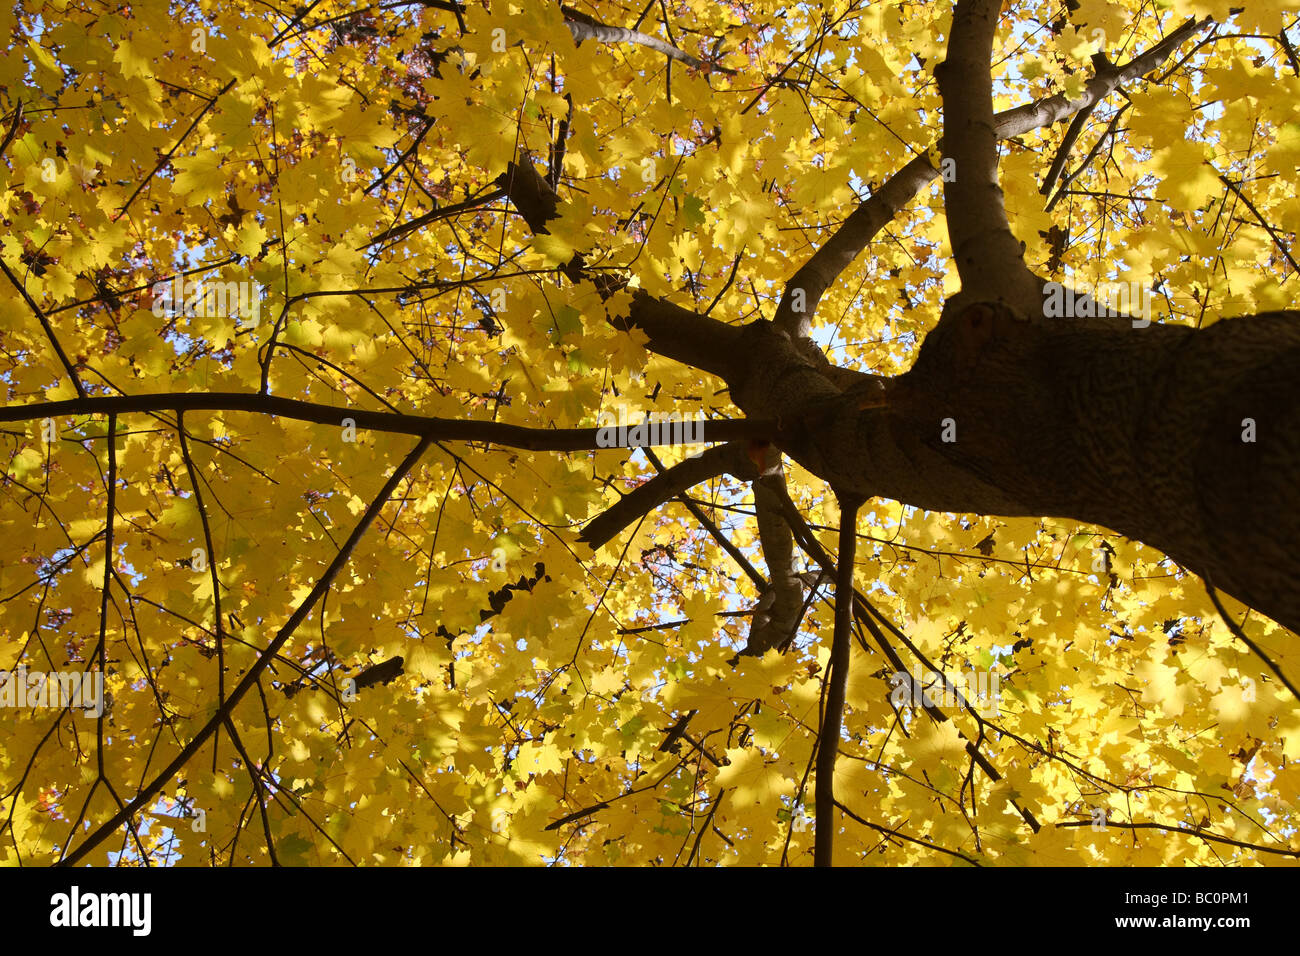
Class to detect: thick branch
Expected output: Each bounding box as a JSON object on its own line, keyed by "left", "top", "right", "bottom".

{"left": 753, "top": 302, "right": 1300, "bottom": 636}
{"left": 495, "top": 155, "right": 744, "bottom": 380}
{"left": 744, "top": 469, "right": 808, "bottom": 656}
{"left": 937, "top": 0, "right": 1040, "bottom": 307}
{"left": 773, "top": 15, "right": 1210, "bottom": 335}
{"left": 579, "top": 441, "right": 757, "bottom": 549}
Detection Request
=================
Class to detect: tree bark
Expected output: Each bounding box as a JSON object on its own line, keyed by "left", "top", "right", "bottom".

{"left": 733, "top": 301, "right": 1300, "bottom": 635}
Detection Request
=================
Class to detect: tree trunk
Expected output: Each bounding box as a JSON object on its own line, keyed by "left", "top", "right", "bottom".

{"left": 729, "top": 301, "right": 1300, "bottom": 634}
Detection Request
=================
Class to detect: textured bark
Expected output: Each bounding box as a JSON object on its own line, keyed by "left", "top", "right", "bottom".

{"left": 733, "top": 302, "right": 1300, "bottom": 635}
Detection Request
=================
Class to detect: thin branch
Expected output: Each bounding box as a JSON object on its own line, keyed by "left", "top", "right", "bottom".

{"left": 0, "top": 392, "right": 776, "bottom": 451}
{"left": 0, "top": 258, "right": 86, "bottom": 398}
{"left": 113, "top": 79, "right": 236, "bottom": 222}
{"left": 1046, "top": 103, "right": 1129, "bottom": 212}
{"left": 56, "top": 434, "right": 435, "bottom": 866}
{"left": 177, "top": 411, "right": 228, "bottom": 760}
{"left": 1039, "top": 99, "right": 1100, "bottom": 199}
{"left": 685, "top": 789, "right": 725, "bottom": 865}
{"left": 1217, "top": 172, "right": 1300, "bottom": 277}
{"left": 644, "top": 447, "right": 768, "bottom": 591}
{"left": 833, "top": 801, "right": 982, "bottom": 866}
{"left": 1055, "top": 819, "right": 1300, "bottom": 857}
{"left": 767, "top": 480, "right": 1041, "bottom": 834}
{"left": 1205, "top": 581, "right": 1299, "bottom": 702}
{"left": 361, "top": 186, "right": 507, "bottom": 249}
{"left": 0, "top": 99, "right": 22, "bottom": 159}
{"left": 364, "top": 114, "right": 437, "bottom": 195}
{"left": 814, "top": 491, "right": 861, "bottom": 867}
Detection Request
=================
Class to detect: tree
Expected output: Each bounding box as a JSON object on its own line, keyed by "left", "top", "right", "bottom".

{"left": 0, "top": 0, "right": 1296, "bottom": 867}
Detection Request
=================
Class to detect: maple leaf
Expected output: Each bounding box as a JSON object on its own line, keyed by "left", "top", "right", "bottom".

{"left": 2, "top": 0, "right": 1296, "bottom": 875}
